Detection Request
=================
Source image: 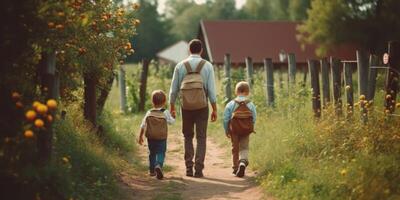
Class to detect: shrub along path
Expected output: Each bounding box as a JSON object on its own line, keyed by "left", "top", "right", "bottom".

{"left": 118, "top": 121, "right": 272, "bottom": 200}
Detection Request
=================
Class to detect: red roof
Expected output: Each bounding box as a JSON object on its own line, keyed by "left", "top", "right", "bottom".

{"left": 198, "top": 20, "right": 357, "bottom": 65}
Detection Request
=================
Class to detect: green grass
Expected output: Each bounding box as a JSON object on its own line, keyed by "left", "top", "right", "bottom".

{"left": 244, "top": 70, "right": 400, "bottom": 199}
{"left": 35, "top": 71, "right": 149, "bottom": 199}
{"left": 121, "top": 63, "right": 400, "bottom": 200}
{"left": 196, "top": 66, "right": 400, "bottom": 199}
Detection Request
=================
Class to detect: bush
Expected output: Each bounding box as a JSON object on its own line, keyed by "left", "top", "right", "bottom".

{"left": 250, "top": 83, "right": 400, "bottom": 199}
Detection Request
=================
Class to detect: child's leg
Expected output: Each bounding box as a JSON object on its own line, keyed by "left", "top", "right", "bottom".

{"left": 155, "top": 139, "right": 167, "bottom": 168}
{"left": 238, "top": 135, "right": 250, "bottom": 166}
{"left": 147, "top": 139, "right": 157, "bottom": 173}
{"left": 230, "top": 133, "right": 240, "bottom": 171}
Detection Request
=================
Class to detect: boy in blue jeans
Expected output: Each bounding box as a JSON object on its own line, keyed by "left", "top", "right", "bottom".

{"left": 138, "top": 90, "right": 175, "bottom": 179}
{"left": 223, "top": 81, "right": 256, "bottom": 177}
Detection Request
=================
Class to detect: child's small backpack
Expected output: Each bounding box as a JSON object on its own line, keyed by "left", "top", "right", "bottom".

{"left": 180, "top": 60, "right": 208, "bottom": 110}
{"left": 145, "top": 109, "right": 168, "bottom": 140}
{"left": 229, "top": 100, "right": 254, "bottom": 136}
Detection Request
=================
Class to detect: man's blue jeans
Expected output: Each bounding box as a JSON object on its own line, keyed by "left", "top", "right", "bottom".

{"left": 147, "top": 139, "right": 167, "bottom": 172}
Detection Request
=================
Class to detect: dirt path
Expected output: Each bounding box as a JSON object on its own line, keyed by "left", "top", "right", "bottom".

{"left": 119, "top": 127, "right": 273, "bottom": 200}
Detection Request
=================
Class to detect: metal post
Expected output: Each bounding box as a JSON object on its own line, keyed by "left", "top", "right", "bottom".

{"left": 224, "top": 54, "right": 232, "bottom": 104}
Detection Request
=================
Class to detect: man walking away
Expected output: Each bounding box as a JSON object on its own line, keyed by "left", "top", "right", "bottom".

{"left": 169, "top": 39, "right": 217, "bottom": 178}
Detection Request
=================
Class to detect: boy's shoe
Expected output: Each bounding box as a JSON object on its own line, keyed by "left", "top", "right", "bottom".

{"left": 194, "top": 171, "right": 204, "bottom": 178}
{"left": 149, "top": 171, "right": 156, "bottom": 176}
{"left": 155, "top": 165, "right": 163, "bottom": 180}
{"left": 236, "top": 162, "right": 246, "bottom": 178}
{"left": 186, "top": 168, "right": 193, "bottom": 177}
{"left": 232, "top": 169, "right": 238, "bottom": 176}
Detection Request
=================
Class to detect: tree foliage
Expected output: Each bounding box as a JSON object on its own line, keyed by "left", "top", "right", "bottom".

{"left": 241, "top": 0, "right": 310, "bottom": 20}
{"left": 0, "top": 0, "right": 138, "bottom": 198}
{"left": 165, "top": 0, "right": 241, "bottom": 40}
{"left": 299, "top": 0, "right": 400, "bottom": 55}
{"left": 129, "top": 0, "right": 172, "bottom": 62}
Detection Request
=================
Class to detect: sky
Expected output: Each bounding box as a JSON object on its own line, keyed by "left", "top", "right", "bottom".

{"left": 157, "top": 0, "right": 246, "bottom": 13}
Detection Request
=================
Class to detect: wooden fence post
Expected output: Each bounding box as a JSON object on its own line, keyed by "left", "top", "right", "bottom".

{"left": 357, "top": 50, "right": 369, "bottom": 123}
{"left": 331, "top": 57, "right": 342, "bottom": 116}
{"left": 264, "top": 58, "right": 275, "bottom": 106}
{"left": 385, "top": 41, "right": 400, "bottom": 114}
{"left": 139, "top": 59, "right": 150, "bottom": 112}
{"left": 308, "top": 60, "right": 321, "bottom": 118}
{"left": 245, "top": 57, "right": 254, "bottom": 88}
{"left": 367, "top": 55, "right": 379, "bottom": 102}
{"left": 288, "top": 53, "right": 296, "bottom": 87}
{"left": 320, "top": 58, "right": 331, "bottom": 107}
{"left": 224, "top": 54, "right": 232, "bottom": 104}
{"left": 217, "top": 65, "right": 221, "bottom": 80}
{"left": 344, "top": 62, "right": 354, "bottom": 117}
{"left": 302, "top": 66, "right": 308, "bottom": 87}
{"left": 278, "top": 66, "right": 284, "bottom": 89}
{"left": 119, "top": 66, "right": 127, "bottom": 113}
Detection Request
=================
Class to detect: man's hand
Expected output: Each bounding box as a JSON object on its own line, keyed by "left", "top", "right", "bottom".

{"left": 225, "top": 133, "right": 231, "bottom": 138}
{"left": 138, "top": 136, "right": 144, "bottom": 145}
{"left": 170, "top": 104, "right": 176, "bottom": 119}
{"left": 210, "top": 103, "right": 217, "bottom": 122}
{"left": 211, "top": 110, "right": 217, "bottom": 122}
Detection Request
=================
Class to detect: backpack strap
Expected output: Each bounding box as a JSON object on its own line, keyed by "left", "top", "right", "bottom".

{"left": 183, "top": 61, "right": 192, "bottom": 73}
{"left": 195, "top": 60, "right": 206, "bottom": 73}
{"left": 234, "top": 99, "right": 250, "bottom": 105}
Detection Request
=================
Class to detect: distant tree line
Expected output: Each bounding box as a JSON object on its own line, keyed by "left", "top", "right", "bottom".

{"left": 129, "top": 0, "right": 400, "bottom": 62}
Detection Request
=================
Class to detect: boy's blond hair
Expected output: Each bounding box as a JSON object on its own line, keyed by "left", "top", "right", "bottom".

{"left": 235, "top": 81, "right": 250, "bottom": 94}
{"left": 151, "top": 90, "right": 166, "bottom": 107}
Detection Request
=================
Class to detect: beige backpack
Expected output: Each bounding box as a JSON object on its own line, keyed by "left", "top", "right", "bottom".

{"left": 229, "top": 100, "right": 254, "bottom": 136}
{"left": 180, "top": 60, "right": 208, "bottom": 110}
{"left": 145, "top": 110, "right": 168, "bottom": 140}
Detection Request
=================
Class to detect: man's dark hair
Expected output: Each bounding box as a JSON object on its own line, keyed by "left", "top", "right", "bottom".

{"left": 189, "top": 39, "right": 202, "bottom": 54}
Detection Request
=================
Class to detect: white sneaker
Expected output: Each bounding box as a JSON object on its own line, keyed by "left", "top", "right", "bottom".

{"left": 236, "top": 162, "right": 246, "bottom": 177}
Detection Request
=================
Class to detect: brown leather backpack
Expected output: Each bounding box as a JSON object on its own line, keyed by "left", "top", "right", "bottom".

{"left": 145, "top": 110, "right": 168, "bottom": 140}
{"left": 229, "top": 100, "right": 254, "bottom": 136}
{"left": 180, "top": 60, "right": 208, "bottom": 110}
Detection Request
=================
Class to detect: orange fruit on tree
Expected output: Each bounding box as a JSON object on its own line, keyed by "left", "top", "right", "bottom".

{"left": 132, "top": 3, "right": 140, "bottom": 10}
{"left": 25, "top": 110, "right": 37, "bottom": 121}
{"left": 46, "top": 99, "right": 57, "bottom": 110}
{"left": 48, "top": 22, "right": 55, "bottom": 28}
{"left": 24, "top": 130, "right": 34, "bottom": 138}
{"left": 36, "top": 104, "right": 48, "bottom": 114}
{"left": 55, "top": 24, "right": 64, "bottom": 30}
{"left": 12, "top": 92, "right": 21, "bottom": 100}
{"left": 15, "top": 101, "right": 23, "bottom": 108}
{"left": 47, "top": 115, "right": 53, "bottom": 123}
{"left": 32, "top": 101, "right": 41, "bottom": 109}
{"left": 34, "top": 119, "right": 45, "bottom": 128}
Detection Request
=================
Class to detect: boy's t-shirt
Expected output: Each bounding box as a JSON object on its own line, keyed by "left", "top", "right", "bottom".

{"left": 140, "top": 108, "right": 175, "bottom": 129}
{"left": 223, "top": 96, "right": 257, "bottom": 134}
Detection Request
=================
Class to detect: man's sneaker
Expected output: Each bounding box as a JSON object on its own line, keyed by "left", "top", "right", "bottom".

{"left": 236, "top": 162, "right": 246, "bottom": 177}
{"left": 186, "top": 168, "right": 194, "bottom": 177}
{"left": 194, "top": 171, "right": 204, "bottom": 178}
{"left": 149, "top": 171, "right": 156, "bottom": 176}
{"left": 155, "top": 165, "right": 163, "bottom": 180}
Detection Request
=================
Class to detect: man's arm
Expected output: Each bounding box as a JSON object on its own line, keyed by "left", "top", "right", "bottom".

{"left": 206, "top": 63, "right": 218, "bottom": 122}
{"left": 169, "top": 64, "right": 180, "bottom": 118}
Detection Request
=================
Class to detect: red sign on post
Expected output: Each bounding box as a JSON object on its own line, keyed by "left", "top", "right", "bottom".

{"left": 383, "top": 53, "right": 389, "bottom": 65}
